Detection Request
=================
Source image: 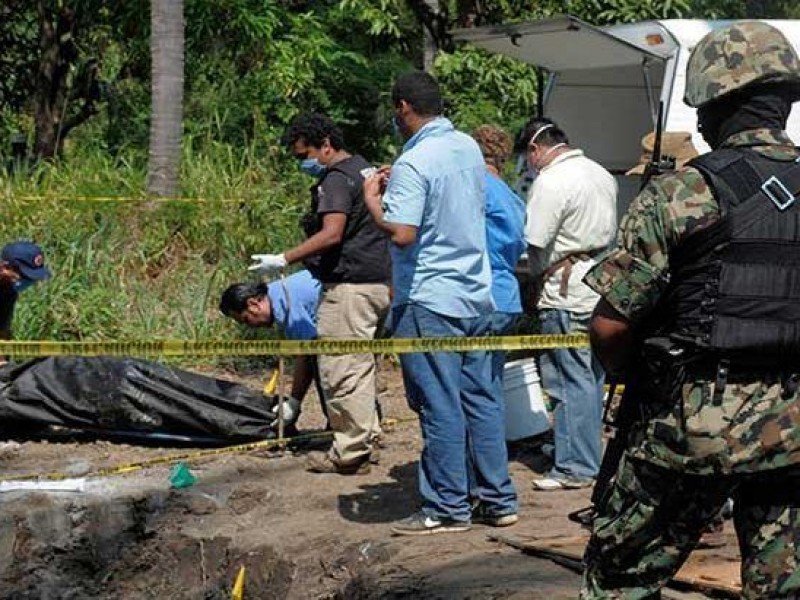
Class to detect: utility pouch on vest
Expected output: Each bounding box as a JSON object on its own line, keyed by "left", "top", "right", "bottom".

{"left": 639, "top": 337, "right": 693, "bottom": 407}
{"left": 298, "top": 162, "right": 364, "bottom": 281}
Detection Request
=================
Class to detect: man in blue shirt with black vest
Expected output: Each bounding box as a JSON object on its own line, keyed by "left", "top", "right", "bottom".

{"left": 364, "top": 71, "right": 518, "bottom": 535}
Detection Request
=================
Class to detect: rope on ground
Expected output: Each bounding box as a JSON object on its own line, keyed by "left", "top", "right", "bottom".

{"left": 4, "top": 430, "right": 332, "bottom": 482}
{"left": 1, "top": 417, "right": 414, "bottom": 483}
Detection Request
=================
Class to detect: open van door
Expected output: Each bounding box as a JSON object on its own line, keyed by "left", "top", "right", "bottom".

{"left": 454, "top": 16, "right": 800, "bottom": 221}
{"left": 451, "top": 15, "right": 672, "bottom": 72}
{"left": 452, "top": 16, "right": 677, "bottom": 176}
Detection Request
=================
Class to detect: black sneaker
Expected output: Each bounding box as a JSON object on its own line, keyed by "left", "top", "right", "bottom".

{"left": 471, "top": 502, "right": 519, "bottom": 527}
{"left": 390, "top": 511, "right": 471, "bottom": 536}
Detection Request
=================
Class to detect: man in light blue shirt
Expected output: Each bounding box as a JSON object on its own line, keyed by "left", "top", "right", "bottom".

{"left": 378, "top": 130, "right": 494, "bottom": 317}
{"left": 364, "top": 71, "right": 518, "bottom": 535}
{"left": 219, "top": 270, "right": 325, "bottom": 426}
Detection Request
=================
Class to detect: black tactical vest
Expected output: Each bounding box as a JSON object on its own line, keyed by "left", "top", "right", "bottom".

{"left": 651, "top": 146, "right": 800, "bottom": 365}
{"left": 300, "top": 156, "right": 389, "bottom": 284}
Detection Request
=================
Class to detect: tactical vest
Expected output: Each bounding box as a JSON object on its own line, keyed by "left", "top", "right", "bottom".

{"left": 651, "top": 146, "right": 800, "bottom": 365}
{"left": 300, "top": 157, "right": 389, "bottom": 284}
{"left": 300, "top": 159, "right": 367, "bottom": 239}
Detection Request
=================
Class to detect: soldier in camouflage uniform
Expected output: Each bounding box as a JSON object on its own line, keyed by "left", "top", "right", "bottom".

{"left": 581, "top": 22, "right": 800, "bottom": 599}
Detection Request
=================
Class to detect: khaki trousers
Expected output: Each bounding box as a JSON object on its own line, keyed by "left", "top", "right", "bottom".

{"left": 316, "top": 282, "right": 390, "bottom": 465}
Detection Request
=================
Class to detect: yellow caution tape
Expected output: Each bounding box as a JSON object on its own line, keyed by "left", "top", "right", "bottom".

{"left": 3, "top": 429, "right": 335, "bottom": 482}
{"left": 12, "top": 194, "right": 248, "bottom": 203}
{"left": 231, "top": 566, "right": 246, "bottom": 600}
{"left": 0, "top": 334, "right": 589, "bottom": 358}
{"left": 3, "top": 416, "right": 417, "bottom": 482}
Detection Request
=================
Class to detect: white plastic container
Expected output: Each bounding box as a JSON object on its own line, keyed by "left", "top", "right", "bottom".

{"left": 502, "top": 358, "right": 551, "bottom": 441}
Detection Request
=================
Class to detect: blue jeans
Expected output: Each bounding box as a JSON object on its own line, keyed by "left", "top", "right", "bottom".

{"left": 488, "top": 311, "right": 519, "bottom": 392}
{"left": 392, "top": 304, "right": 518, "bottom": 522}
{"left": 538, "top": 308, "right": 605, "bottom": 481}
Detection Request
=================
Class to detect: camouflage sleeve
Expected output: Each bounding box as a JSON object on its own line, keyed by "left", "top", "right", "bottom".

{"left": 584, "top": 168, "right": 718, "bottom": 324}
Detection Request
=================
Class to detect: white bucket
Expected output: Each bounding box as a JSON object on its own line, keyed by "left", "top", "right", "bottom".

{"left": 502, "top": 358, "right": 550, "bottom": 441}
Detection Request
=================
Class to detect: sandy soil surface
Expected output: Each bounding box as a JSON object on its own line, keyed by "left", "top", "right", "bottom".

{"left": 0, "top": 360, "right": 730, "bottom": 599}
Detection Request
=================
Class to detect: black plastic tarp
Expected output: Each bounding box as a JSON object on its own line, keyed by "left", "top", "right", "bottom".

{"left": 0, "top": 357, "right": 297, "bottom": 442}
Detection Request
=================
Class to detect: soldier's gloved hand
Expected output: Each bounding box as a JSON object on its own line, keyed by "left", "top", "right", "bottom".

{"left": 248, "top": 253, "right": 287, "bottom": 275}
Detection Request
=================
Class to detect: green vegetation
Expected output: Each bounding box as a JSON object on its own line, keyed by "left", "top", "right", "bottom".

{"left": 2, "top": 0, "right": 798, "bottom": 356}
{"left": 2, "top": 143, "right": 308, "bottom": 365}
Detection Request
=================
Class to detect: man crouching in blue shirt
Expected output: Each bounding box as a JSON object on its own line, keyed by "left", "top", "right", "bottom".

{"left": 219, "top": 270, "right": 326, "bottom": 434}
{"left": 364, "top": 71, "right": 518, "bottom": 535}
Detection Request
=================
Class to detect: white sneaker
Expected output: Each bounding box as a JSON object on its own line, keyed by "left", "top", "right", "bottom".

{"left": 533, "top": 476, "right": 593, "bottom": 491}
{"left": 391, "top": 511, "right": 471, "bottom": 536}
{"left": 532, "top": 477, "right": 566, "bottom": 491}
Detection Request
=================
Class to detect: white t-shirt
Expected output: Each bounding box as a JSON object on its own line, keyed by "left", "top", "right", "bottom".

{"left": 525, "top": 149, "right": 617, "bottom": 314}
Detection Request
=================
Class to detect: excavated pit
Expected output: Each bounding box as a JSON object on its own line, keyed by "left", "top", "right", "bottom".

{"left": 0, "top": 484, "right": 294, "bottom": 599}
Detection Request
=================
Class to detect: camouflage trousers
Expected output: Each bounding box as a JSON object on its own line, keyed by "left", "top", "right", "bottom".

{"left": 581, "top": 454, "right": 800, "bottom": 599}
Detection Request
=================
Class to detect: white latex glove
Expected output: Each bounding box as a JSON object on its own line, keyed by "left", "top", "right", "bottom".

{"left": 248, "top": 253, "right": 288, "bottom": 275}
{"left": 270, "top": 396, "right": 300, "bottom": 429}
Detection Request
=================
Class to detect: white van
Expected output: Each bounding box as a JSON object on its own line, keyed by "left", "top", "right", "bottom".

{"left": 452, "top": 17, "right": 800, "bottom": 212}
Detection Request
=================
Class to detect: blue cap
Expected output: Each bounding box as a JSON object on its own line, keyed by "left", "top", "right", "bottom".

{"left": 1, "top": 241, "right": 52, "bottom": 281}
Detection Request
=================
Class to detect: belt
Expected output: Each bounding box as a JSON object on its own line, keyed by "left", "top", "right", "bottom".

{"left": 543, "top": 249, "right": 604, "bottom": 298}
{"left": 322, "top": 281, "right": 389, "bottom": 291}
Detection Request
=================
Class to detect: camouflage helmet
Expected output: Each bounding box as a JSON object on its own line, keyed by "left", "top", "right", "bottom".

{"left": 684, "top": 21, "right": 800, "bottom": 108}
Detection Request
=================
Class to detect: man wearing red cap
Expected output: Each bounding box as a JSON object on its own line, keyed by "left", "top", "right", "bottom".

{"left": 0, "top": 241, "right": 52, "bottom": 361}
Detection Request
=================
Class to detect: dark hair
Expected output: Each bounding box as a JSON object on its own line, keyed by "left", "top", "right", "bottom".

{"left": 281, "top": 113, "right": 344, "bottom": 151}
{"left": 519, "top": 117, "right": 569, "bottom": 148}
{"left": 391, "top": 71, "right": 443, "bottom": 117}
{"left": 219, "top": 282, "right": 268, "bottom": 317}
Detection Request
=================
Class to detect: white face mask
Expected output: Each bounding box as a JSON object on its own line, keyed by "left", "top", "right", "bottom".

{"left": 529, "top": 142, "right": 566, "bottom": 172}
{"left": 540, "top": 142, "right": 566, "bottom": 162}
{"left": 527, "top": 123, "right": 571, "bottom": 169}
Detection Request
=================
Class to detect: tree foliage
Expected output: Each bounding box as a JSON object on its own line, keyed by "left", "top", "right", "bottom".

{"left": 2, "top": 0, "right": 798, "bottom": 167}
{"left": 0, "top": 0, "right": 148, "bottom": 159}
{"left": 4, "top": 0, "right": 800, "bottom": 346}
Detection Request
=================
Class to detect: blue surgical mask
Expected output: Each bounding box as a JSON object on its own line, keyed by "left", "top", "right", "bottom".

{"left": 13, "top": 279, "right": 34, "bottom": 294}
{"left": 299, "top": 158, "right": 326, "bottom": 178}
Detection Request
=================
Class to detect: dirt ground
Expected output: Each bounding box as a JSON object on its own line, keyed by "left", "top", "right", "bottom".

{"left": 0, "top": 360, "right": 731, "bottom": 599}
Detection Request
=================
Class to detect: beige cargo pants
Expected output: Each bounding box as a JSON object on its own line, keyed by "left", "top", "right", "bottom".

{"left": 316, "top": 282, "right": 390, "bottom": 465}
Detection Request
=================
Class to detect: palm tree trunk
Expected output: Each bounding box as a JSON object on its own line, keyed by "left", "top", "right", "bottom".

{"left": 147, "top": 0, "right": 184, "bottom": 197}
